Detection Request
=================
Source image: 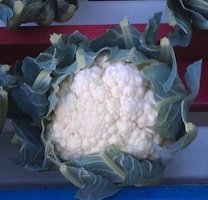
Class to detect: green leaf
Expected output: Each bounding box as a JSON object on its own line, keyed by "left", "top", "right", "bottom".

{"left": 166, "top": 0, "right": 193, "bottom": 47}
{"left": 0, "top": 64, "right": 17, "bottom": 88}
{"left": 59, "top": 164, "right": 120, "bottom": 200}
{"left": 182, "top": 60, "right": 202, "bottom": 122}
{"left": 109, "top": 47, "right": 157, "bottom": 68}
{"left": 32, "top": 70, "right": 52, "bottom": 92}
{"left": 118, "top": 155, "right": 164, "bottom": 187}
{"left": 140, "top": 12, "right": 162, "bottom": 46}
{"left": 36, "top": 0, "right": 56, "bottom": 26}
{"left": 11, "top": 119, "right": 45, "bottom": 170}
{"left": 1, "top": 0, "right": 78, "bottom": 29}
{"left": 72, "top": 153, "right": 124, "bottom": 183}
{"left": 50, "top": 31, "right": 88, "bottom": 49}
{"left": 143, "top": 63, "right": 187, "bottom": 139}
{"left": 75, "top": 171, "right": 120, "bottom": 200}
{"left": 183, "top": 0, "right": 208, "bottom": 18}
{"left": 152, "top": 60, "right": 202, "bottom": 164}
{"left": 15, "top": 57, "right": 42, "bottom": 85}
{"left": 181, "top": 0, "right": 208, "bottom": 29}
{"left": 0, "top": 3, "right": 13, "bottom": 24}
{"left": 100, "top": 150, "right": 164, "bottom": 187}
{"left": 55, "top": 0, "right": 77, "bottom": 22}
{"left": 12, "top": 83, "right": 49, "bottom": 127}
{"left": 89, "top": 17, "right": 141, "bottom": 52}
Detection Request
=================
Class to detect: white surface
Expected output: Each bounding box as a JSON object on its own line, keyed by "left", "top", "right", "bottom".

{"left": 0, "top": 0, "right": 168, "bottom": 27}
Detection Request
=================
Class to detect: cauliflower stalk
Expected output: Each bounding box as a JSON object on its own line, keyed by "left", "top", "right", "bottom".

{"left": 3, "top": 13, "right": 201, "bottom": 200}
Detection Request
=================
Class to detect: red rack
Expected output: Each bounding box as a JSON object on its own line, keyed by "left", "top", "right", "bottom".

{"left": 0, "top": 24, "right": 207, "bottom": 111}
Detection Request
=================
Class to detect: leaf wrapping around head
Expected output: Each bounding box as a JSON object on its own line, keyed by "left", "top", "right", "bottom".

{"left": 12, "top": 83, "right": 49, "bottom": 127}
{"left": 153, "top": 60, "right": 202, "bottom": 165}
{"left": 49, "top": 146, "right": 164, "bottom": 200}
{"left": 60, "top": 164, "right": 120, "bottom": 200}
{"left": 11, "top": 119, "right": 45, "bottom": 171}
{"left": 143, "top": 63, "right": 187, "bottom": 139}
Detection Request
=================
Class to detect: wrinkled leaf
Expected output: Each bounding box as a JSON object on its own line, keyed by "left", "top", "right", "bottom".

{"left": 153, "top": 60, "right": 201, "bottom": 164}
{"left": 143, "top": 63, "right": 187, "bottom": 139}
{"left": 11, "top": 119, "right": 45, "bottom": 170}
{"left": 166, "top": 0, "right": 193, "bottom": 47}
{"left": 181, "top": 0, "right": 208, "bottom": 29}
{"left": 12, "top": 83, "right": 49, "bottom": 127}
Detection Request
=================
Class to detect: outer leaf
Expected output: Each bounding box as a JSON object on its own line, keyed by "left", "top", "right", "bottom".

{"left": 118, "top": 155, "right": 164, "bottom": 187}
{"left": 72, "top": 153, "right": 124, "bottom": 183}
{"left": 183, "top": 0, "right": 208, "bottom": 18}
{"left": 143, "top": 63, "right": 187, "bottom": 139}
{"left": 0, "top": 64, "right": 17, "bottom": 87}
{"left": 140, "top": 12, "right": 162, "bottom": 46}
{"left": 6, "top": 1, "right": 46, "bottom": 29}
{"left": 101, "top": 151, "right": 164, "bottom": 187}
{"left": 15, "top": 57, "right": 42, "bottom": 85}
{"left": 75, "top": 171, "right": 120, "bottom": 200}
{"left": 152, "top": 60, "right": 202, "bottom": 164}
{"left": 11, "top": 119, "right": 45, "bottom": 170}
{"left": 1, "top": 0, "right": 78, "bottom": 29}
{"left": 60, "top": 165, "right": 120, "bottom": 200}
{"left": 109, "top": 47, "right": 158, "bottom": 68}
{"left": 12, "top": 83, "right": 49, "bottom": 127}
{"left": 166, "top": 0, "right": 192, "bottom": 47}
{"left": 182, "top": 60, "right": 202, "bottom": 121}
{"left": 55, "top": 0, "right": 77, "bottom": 22}
{"left": 50, "top": 31, "right": 88, "bottom": 49}
{"left": 0, "top": 3, "right": 13, "bottom": 24}
{"left": 89, "top": 17, "right": 141, "bottom": 51}
{"left": 181, "top": 0, "right": 208, "bottom": 29}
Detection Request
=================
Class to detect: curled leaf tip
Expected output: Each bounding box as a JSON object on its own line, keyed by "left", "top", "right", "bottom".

{"left": 120, "top": 16, "right": 129, "bottom": 26}
{"left": 50, "top": 33, "right": 61, "bottom": 45}
{"left": 160, "top": 37, "right": 171, "bottom": 46}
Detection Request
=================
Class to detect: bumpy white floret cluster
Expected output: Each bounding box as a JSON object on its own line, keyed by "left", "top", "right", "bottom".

{"left": 46, "top": 55, "right": 161, "bottom": 161}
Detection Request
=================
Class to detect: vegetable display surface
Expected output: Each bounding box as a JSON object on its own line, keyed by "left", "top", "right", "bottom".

{"left": 0, "top": 13, "right": 202, "bottom": 200}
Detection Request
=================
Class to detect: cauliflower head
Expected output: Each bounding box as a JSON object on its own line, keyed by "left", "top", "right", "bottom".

{"left": 46, "top": 55, "right": 161, "bottom": 161}
{"left": 6, "top": 14, "right": 201, "bottom": 200}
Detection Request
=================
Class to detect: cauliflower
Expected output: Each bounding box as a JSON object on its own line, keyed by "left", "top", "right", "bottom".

{"left": 5, "top": 14, "right": 201, "bottom": 200}
{"left": 46, "top": 55, "right": 161, "bottom": 161}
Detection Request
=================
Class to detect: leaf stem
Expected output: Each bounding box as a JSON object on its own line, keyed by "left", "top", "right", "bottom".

{"left": 100, "top": 151, "right": 125, "bottom": 181}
